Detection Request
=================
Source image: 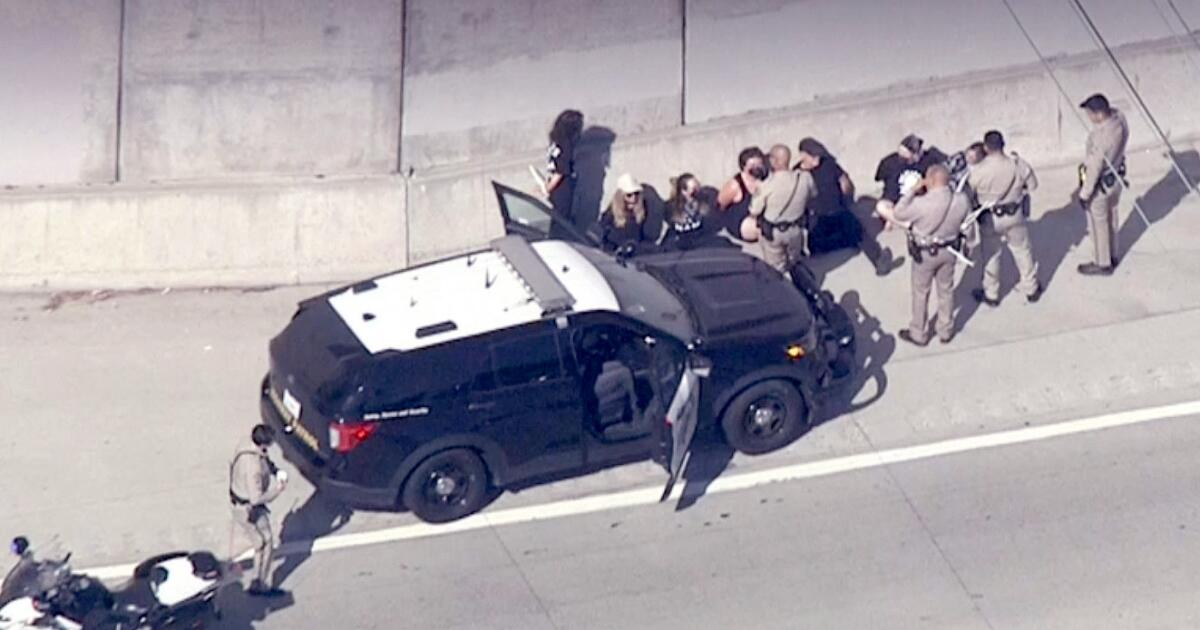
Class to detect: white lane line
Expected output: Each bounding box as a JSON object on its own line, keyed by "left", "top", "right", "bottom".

{"left": 83, "top": 399, "right": 1200, "bottom": 580}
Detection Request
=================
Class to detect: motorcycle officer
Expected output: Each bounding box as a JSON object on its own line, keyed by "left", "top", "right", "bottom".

{"left": 1, "top": 536, "right": 35, "bottom": 596}
{"left": 229, "top": 425, "right": 288, "bottom": 597}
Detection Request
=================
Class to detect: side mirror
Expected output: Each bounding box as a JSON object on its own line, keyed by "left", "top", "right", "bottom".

{"left": 689, "top": 354, "right": 713, "bottom": 378}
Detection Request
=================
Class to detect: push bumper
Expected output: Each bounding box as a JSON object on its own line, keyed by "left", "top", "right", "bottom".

{"left": 258, "top": 376, "right": 397, "bottom": 510}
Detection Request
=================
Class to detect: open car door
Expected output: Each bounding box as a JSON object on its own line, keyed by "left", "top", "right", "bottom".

{"left": 659, "top": 365, "right": 701, "bottom": 501}
{"left": 492, "top": 181, "right": 596, "bottom": 246}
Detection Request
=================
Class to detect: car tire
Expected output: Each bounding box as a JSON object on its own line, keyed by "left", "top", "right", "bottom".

{"left": 402, "top": 449, "right": 490, "bottom": 523}
{"left": 720, "top": 379, "right": 809, "bottom": 455}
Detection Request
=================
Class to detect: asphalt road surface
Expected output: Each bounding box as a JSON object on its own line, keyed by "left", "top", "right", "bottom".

{"left": 1, "top": 153, "right": 1199, "bottom": 628}
{"left": 233, "top": 406, "right": 1200, "bottom": 630}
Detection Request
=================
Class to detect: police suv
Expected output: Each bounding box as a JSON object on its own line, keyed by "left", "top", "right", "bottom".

{"left": 260, "top": 183, "right": 856, "bottom": 523}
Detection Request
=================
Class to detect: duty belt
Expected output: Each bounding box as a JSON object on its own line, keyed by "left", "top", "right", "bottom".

{"left": 909, "top": 235, "right": 962, "bottom": 255}
{"left": 988, "top": 201, "right": 1023, "bottom": 217}
{"left": 762, "top": 217, "right": 803, "bottom": 232}
{"left": 230, "top": 490, "right": 250, "bottom": 506}
{"left": 1079, "top": 161, "right": 1127, "bottom": 193}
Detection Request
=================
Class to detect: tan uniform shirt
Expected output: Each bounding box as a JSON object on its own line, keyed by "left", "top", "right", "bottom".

{"left": 1082, "top": 109, "right": 1129, "bottom": 197}
{"left": 230, "top": 449, "right": 284, "bottom": 508}
{"left": 750, "top": 169, "right": 816, "bottom": 224}
{"left": 967, "top": 152, "right": 1038, "bottom": 206}
{"left": 893, "top": 187, "right": 971, "bottom": 243}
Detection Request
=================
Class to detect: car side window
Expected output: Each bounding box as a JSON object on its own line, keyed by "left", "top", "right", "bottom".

{"left": 486, "top": 332, "right": 564, "bottom": 389}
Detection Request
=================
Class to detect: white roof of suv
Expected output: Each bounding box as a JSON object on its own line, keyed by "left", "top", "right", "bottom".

{"left": 328, "top": 239, "right": 620, "bottom": 354}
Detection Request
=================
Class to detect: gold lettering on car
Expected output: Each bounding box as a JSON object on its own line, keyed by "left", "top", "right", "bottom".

{"left": 269, "top": 387, "right": 320, "bottom": 452}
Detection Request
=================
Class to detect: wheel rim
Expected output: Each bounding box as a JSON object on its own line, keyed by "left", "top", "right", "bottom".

{"left": 423, "top": 463, "right": 471, "bottom": 509}
{"left": 743, "top": 395, "right": 788, "bottom": 440}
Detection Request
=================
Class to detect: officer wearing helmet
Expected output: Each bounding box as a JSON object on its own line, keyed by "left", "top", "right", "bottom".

{"left": 1, "top": 536, "right": 38, "bottom": 599}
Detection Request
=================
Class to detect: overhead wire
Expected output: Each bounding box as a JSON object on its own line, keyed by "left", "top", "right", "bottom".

{"left": 1166, "top": 0, "right": 1200, "bottom": 55}
{"left": 1148, "top": 0, "right": 1200, "bottom": 85}
{"left": 1068, "top": 0, "right": 1199, "bottom": 199}
{"left": 997, "top": 0, "right": 1156, "bottom": 239}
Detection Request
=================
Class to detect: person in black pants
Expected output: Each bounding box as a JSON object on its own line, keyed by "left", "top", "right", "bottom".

{"left": 795, "top": 137, "right": 898, "bottom": 276}
{"left": 545, "top": 109, "right": 584, "bottom": 224}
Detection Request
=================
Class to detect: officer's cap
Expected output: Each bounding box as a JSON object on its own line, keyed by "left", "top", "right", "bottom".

{"left": 1079, "top": 93, "right": 1111, "bottom": 113}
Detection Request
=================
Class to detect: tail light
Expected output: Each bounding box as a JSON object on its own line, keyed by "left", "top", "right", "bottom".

{"left": 329, "top": 420, "right": 378, "bottom": 453}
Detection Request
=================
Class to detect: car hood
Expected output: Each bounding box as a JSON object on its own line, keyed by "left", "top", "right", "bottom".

{"left": 638, "top": 248, "right": 815, "bottom": 342}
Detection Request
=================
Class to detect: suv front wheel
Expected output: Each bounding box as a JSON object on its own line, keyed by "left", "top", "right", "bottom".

{"left": 720, "top": 379, "right": 809, "bottom": 455}
{"left": 402, "top": 449, "right": 490, "bottom": 523}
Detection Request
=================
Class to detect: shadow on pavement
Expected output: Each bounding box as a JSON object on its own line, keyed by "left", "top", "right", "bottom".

{"left": 834, "top": 290, "right": 895, "bottom": 416}
{"left": 952, "top": 243, "right": 987, "bottom": 333}
{"left": 215, "top": 581, "right": 295, "bottom": 629}
{"left": 572, "top": 126, "right": 617, "bottom": 232}
{"left": 1119, "top": 149, "right": 1199, "bottom": 258}
{"left": 674, "top": 438, "right": 735, "bottom": 512}
{"left": 852, "top": 195, "right": 905, "bottom": 276}
{"left": 1028, "top": 191, "right": 1089, "bottom": 295}
{"left": 272, "top": 491, "right": 354, "bottom": 589}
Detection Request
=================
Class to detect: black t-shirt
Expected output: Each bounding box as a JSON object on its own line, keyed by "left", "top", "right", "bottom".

{"left": 874, "top": 147, "right": 947, "bottom": 202}
{"left": 599, "top": 210, "right": 650, "bottom": 251}
{"left": 798, "top": 158, "right": 848, "bottom": 216}
{"left": 547, "top": 141, "right": 575, "bottom": 178}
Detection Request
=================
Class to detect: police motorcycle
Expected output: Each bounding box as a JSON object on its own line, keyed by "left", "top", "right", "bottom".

{"left": 0, "top": 537, "right": 226, "bottom": 629}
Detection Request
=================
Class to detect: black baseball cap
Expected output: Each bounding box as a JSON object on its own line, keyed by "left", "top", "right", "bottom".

{"left": 1079, "top": 93, "right": 1111, "bottom": 112}
{"left": 900, "top": 134, "right": 924, "bottom": 154}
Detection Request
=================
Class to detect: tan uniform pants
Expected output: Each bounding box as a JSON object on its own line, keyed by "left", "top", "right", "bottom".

{"left": 980, "top": 212, "right": 1039, "bottom": 300}
{"left": 1087, "top": 191, "right": 1120, "bottom": 268}
{"left": 760, "top": 227, "right": 805, "bottom": 273}
{"left": 233, "top": 505, "right": 274, "bottom": 586}
{"left": 910, "top": 248, "right": 957, "bottom": 343}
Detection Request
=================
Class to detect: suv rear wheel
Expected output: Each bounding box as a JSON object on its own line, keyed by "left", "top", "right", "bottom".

{"left": 720, "top": 379, "right": 809, "bottom": 455}
{"left": 402, "top": 449, "right": 489, "bottom": 523}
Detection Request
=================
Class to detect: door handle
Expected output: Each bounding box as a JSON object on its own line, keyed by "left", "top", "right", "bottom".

{"left": 468, "top": 401, "right": 496, "bottom": 412}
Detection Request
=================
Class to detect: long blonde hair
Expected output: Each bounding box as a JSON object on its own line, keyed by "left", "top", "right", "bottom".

{"left": 610, "top": 188, "right": 647, "bottom": 229}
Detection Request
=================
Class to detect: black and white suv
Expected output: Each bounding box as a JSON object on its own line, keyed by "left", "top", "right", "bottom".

{"left": 260, "top": 183, "right": 856, "bottom": 523}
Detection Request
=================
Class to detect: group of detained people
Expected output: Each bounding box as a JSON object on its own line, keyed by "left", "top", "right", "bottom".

{"left": 542, "top": 109, "right": 894, "bottom": 273}
{"left": 544, "top": 93, "right": 1130, "bottom": 348}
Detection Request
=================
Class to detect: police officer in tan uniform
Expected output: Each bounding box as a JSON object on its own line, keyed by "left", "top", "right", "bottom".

{"left": 751, "top": 145, "right": 816, "bottom": 273}
{"left": 879, "top": 164, "right": 971, "bottom": 346}
{"left": 229, "top": 424, "right": 289, "bottom": 597}
{"left": 1077, "top": 93, "right": 1129, "bottom": 275}
{"left": 967, "top": 130, "right": 1041, "bottom": 305}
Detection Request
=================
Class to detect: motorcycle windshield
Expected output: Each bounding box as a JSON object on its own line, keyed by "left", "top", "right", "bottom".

{"left": 0, "top": 559, "right": 60, "bottom": 605}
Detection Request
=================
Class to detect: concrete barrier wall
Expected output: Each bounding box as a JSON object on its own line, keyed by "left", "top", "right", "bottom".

{"left": 685, "top": 0, "right": 1200, "bottom": 123}
{"left": 0, "top": 177, "right": 406, "bottom": 288}
{"left": 399, "top": 0, "right": 684, "bottom": 172}
{"left": 404, "top": 38, "right": 1200, "bottom": 267}
{"left": 0, "top": 0, "right": 120, "bottom": 186}
{"left": 119, "top": 0, "right": 403, "bottom": 182}
{"left": 2, "top": 0, "right": 1200, "bottom": 288}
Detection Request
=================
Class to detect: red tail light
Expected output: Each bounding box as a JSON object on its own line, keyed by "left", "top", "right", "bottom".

{"left": 329, "top": 420, "right": 378, "bottom": 453}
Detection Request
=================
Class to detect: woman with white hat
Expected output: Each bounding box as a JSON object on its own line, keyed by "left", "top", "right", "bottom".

{"left": 598, "top": 173, "right": 655, "bottom": 254}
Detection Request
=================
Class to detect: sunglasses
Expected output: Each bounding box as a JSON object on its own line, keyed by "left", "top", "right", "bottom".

{"left": 623, "top": 192, "right": 641, "bottom": 199}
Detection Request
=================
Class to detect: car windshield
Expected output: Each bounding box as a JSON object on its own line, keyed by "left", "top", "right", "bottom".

{"left": 570, "top": 245, "right": 696, "bottom": 342}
